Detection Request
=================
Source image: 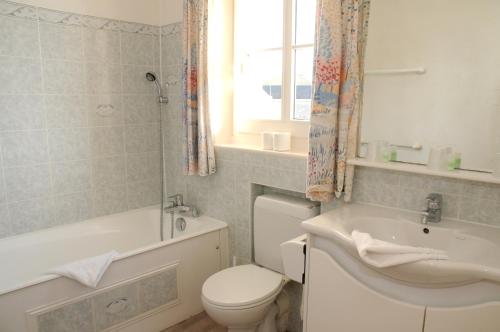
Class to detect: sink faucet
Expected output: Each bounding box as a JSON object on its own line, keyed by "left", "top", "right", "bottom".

{"left": 421, "top": 193, "right": 442, "bottom": 224}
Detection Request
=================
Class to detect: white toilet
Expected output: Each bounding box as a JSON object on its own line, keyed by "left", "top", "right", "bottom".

{"left": 202, "top": 194, "right": 320, "bottom": 332}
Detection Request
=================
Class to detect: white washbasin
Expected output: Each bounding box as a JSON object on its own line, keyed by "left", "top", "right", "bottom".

{"left": 301, "top": 203, "right": 500, "bottom": 286}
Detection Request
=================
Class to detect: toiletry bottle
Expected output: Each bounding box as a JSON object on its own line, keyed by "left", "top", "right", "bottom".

{"left": 453, "top": 152, "right": 462, "bottom": 169}
{"left": 389, "top": 146, "right": 397, "bottom": 162}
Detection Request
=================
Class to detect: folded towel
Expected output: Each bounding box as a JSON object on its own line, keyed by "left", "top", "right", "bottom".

{"left": 351, "top": 230, "right": 448, "bottom": 268}
{"left": 47, "top": 250, "right": 119, "bottom": 288}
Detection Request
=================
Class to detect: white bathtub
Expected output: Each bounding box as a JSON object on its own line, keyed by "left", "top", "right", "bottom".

{"left": 0, "top": 206, "right": 229, "bottom": 332}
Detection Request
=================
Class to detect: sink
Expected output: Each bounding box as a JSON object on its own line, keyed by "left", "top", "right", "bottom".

{"left": 301, "top": 203, "right": 500, "bottom": 286}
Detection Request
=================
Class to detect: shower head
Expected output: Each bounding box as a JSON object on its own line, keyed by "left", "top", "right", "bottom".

{"left": 145, "top": 72, "right": 168, "bottom": 104}
{"left": 146, "top": 72, "right": 157, "bottom": 82}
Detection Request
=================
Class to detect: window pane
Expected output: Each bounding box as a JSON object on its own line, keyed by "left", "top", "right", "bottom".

{"left": 239, "top": 50, "right": 283, "bottom": 120}
{"left": 237, "top": 0, "right": 283, "bottom": 50}
{"left": 294, "top": 0, "right": 317, "bottom": 45}
{"left": 293, "top": 47, "right": 313, "bottom": 121}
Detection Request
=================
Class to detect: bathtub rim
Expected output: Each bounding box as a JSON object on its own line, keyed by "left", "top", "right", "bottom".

{"left": 0, "top": 206, "right": 227, "bottom": 296}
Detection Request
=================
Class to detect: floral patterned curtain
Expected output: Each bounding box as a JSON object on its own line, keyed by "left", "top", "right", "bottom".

{"left": 182, "top": 0, "right": 216, "bottom": 176}
{"left": 306, "top": 0, "right": 370, "bottom": 202}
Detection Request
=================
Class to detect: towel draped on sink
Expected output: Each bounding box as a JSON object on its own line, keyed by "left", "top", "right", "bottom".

{"left": 351, "top": 230, "right": 448, "bottom": 268}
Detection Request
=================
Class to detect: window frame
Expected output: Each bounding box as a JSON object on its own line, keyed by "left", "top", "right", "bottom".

{"left": 233, "top": 0, "right": 314, "bottom": 138}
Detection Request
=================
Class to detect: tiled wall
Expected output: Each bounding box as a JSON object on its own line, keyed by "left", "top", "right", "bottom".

{"left": 349, "top": 166, "right": 500, "bottom": 225}
{"left": 37, "top": 267, "right": 178, "bottom": 332}
{"left": 0, "top": 1, "right": 162, "bottom": 238}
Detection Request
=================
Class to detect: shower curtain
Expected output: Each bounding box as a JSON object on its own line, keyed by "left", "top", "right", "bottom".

{"left": 182, "top": 0, "right": 216, "bottom": 176}
{"left": 306, "top": 0, "right": 370, "bottom": 202}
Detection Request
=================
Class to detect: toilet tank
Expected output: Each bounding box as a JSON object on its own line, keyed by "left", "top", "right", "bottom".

{"left": 254, "top": 194, "right": 320, "bottom": 273}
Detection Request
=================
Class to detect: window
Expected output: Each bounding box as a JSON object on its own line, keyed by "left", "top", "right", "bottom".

{"left": 234, "top": 0, "right": 317, "bottom": 135}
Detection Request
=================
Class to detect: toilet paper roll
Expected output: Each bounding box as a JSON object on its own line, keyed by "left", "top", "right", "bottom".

{"left": 261, "top": 132, "right": 274, "bottom": 150}
{"left": 273, "top": 132, "right": 291, "bottom": 152}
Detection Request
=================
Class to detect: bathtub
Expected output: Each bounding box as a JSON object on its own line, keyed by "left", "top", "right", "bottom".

{"left": 0, "top": 206, "right": 229, "bottom": 332}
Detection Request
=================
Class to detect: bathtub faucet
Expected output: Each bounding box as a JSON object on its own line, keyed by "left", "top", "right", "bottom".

{"left": 167, "top": 194, "right": 183, "bottom": 207}
{"left": 164, "top": 194, "right": 199, "bottom": 217}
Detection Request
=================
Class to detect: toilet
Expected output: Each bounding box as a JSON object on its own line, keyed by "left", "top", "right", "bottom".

{"left": 202, "top": 194, "right": 320, "bottom": 332}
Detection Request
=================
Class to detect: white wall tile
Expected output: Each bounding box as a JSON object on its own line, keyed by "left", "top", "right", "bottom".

{"left": 0, "top": 15, "right": 39, "bottom": 57}
{"left": 0, "top": 204, "right": 11, "bottom": 238}
{"left": 39, "top": 22, "right": 82, "bottom": 61}
{"left": 48, "top": 128, "right": 90, "bottom": 161}
{"left": 121, "top": 32, "right": 155, "bottom": 65}
{"left": 0, "top": 56, "right": 41, "bottom": 93}
{"left": 4, "top": 164, "right": 51, "bottom": 202}
{"left": 0, "top": 95, "right": 45, "bottom": 131}
{"left": 92, "top": 156, "right": 126, "bottom": 188}
{"left": 0, "top": 130, "right": 49, "bottom": 166}
{"left": 45, "top": 94, "right": 87, "bottom": 128}
{"left": 92, "top": 185, "right": 127, "bottom": 217}
{"left": 43, "top": 60, "right": 84, "bottom": 94}
{"left": 10, "top": 198, "right": 56, "bottom": 234}
{"left": 90, "top": 126, "right": 125, "bottom": 157}
{"left": 87, "top": 94, "right": 123, "bottom": 126}
{"left": 83, "top": 27, "right": 120, "bottom": 64}
{"left": 51, "top": 161, "right": 92, "bottom": 195}
{"left": 85, "top": 63, "right": 122, "bottom": 94}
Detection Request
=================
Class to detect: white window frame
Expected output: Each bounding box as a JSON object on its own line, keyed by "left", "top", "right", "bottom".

{"left": 233, "top": 0, "right": 314, "bottom": 138}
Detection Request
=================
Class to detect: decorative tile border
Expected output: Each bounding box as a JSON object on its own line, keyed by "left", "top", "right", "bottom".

{"left": 0, "top": 0, "right": 160, "bottom": 35}
{"left": 161, "top": 23, "right": 182, "bottom": 36}
{"left": 0, "top": 0, "right": 36, "bottom": 19}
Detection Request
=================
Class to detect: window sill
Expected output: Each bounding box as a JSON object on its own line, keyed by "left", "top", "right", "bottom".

{"left": 348, "top": 158, "right": 500, "bottom": 185}
{"left": 215, "top": 143, "right": 307, "bottom": 159}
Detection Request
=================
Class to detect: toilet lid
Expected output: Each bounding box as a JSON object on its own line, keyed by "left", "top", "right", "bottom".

{"left": 202, "top": 264, "right": 283, "bottom": 307}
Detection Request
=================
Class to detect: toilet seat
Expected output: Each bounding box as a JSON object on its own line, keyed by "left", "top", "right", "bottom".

{"left": 202, "top": 264, "right": 284, "bottom": 309}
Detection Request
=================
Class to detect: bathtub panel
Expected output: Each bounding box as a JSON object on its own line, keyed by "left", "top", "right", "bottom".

{"left": 0, "top": 211, "right": 226, "bottom": 332}
{"left": 37, "top": 299, "right": 93, "bottom": 332}
{"left": 138, "top": 267, "right": 178, "bottom": 312}
{"left": 93, "top": 282, "right": 140, "bottom": 331}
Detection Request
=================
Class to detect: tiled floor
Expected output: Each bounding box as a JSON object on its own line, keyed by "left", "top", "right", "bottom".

{"left": 162, "top": 312, "right": 227, "bottom": 332}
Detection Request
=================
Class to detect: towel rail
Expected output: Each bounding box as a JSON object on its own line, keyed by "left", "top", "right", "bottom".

{"left": 365, "top": 67, "right": 426, "bottom": 75}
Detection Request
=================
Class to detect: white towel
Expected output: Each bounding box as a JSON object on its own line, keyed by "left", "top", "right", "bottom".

{"left": 47, "top": 250, "right": 119, "bottom": 288}
{"left": 351, "top": 230, "right": 448, "bottom": 268}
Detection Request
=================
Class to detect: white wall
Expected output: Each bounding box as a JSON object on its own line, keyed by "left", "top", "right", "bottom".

{"left": 13, "top": 0, "right": 163, "bottom": 25}
{"left": 361, "top": 0, "right": 500, "bottom": 171}
{"left": 160, "top": 0, "right": 183, "bottom": 25}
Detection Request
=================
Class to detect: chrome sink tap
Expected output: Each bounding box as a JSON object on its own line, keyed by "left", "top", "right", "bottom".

{"left": 421, "top": 193, "right": 442, "bottom": 224}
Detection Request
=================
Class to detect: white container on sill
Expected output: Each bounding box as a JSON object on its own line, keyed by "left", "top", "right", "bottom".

{"left": 427, "top": 146, "right": 452, "bottom": 171}
{"left": 261, "top": 132, "right": 274, "bottom": 150}
{"left": 273, "top": 132, "right": 291, "bottom": 152}
{"left": 366, "top": 140, "right": 388, "bottom": 162}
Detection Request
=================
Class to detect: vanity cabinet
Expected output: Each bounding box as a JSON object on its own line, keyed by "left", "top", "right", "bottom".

{"left": 303, "top": 247, "right": 500, "bottom": 332}
{"left": 424, "top": 303, "right": 500, "bottom": 332}
{"left": 304, "top": 248, "right": 425, "bottom": 332}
